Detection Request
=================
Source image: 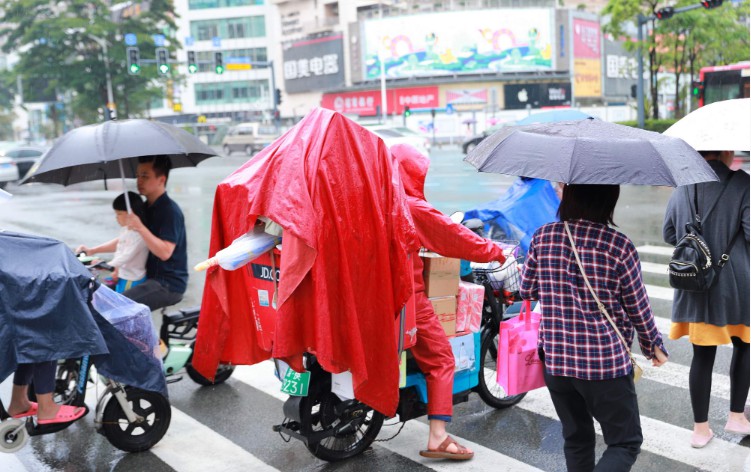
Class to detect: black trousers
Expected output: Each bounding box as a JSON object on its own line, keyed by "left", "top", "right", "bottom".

{"left": 541, "top": 350, "right": 642, "bottom": 472}
{"left": 14, "top": 362, "right": 56, "bottom": 394}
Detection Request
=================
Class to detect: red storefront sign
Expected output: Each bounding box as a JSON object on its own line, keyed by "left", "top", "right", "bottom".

{"left": 321, "top": 86, "right": 439, "bottom": 116}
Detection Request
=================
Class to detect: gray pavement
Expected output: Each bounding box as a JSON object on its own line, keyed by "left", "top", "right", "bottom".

{"left": 0, "top": 146, "right": 748, "bottom": 471}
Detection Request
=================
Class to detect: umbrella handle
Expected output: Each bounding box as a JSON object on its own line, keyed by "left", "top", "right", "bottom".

{"left": 194, "top": 257, "right": 218, "bottom": 272}
{"left": 118, "top": 159, "right": 132, "bottom": 214}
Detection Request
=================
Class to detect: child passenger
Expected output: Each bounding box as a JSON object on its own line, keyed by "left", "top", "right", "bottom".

{"left": 109, "top": 191, "right": 149, "bottom": 293}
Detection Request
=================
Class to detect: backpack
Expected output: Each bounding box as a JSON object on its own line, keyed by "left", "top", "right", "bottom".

{"left": 668, "top": 172, "right": 740, "bottom": 292}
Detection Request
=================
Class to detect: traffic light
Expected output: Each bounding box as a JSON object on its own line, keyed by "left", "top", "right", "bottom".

{"left": 127, "top": 47, "right": 140, "bottom": 75}
{"left": 274, "top": 88, "right": 282, "bottom": 106}
{"left": 700, "top": 0, "right": 723, "bottom": 8}
{"left": 655, "top": 7, "right": 674, "bottom": 19}
{"left": 187, "top": 51, "right": 198, "bottom": 74}
{"left": 691, "top": 81, "right": 704, "bottom": 99}
{"left": 214, "top": 52, "right": 224, "bottom": 74}
{"left": 156, "top": 47, "right": 169, "bottom": 75}
{"left": 404, "top": 106, "right": 411, "bottom": 117}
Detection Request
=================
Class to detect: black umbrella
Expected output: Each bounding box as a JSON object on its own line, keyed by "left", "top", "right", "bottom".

{"left": 22, "top": 119, "right": 217, "bottom": 187}
{"left": 464, "top": 118, "right": 718, "bottom": 186}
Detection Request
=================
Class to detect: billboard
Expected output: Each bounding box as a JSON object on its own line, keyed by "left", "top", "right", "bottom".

{"left": 572, "top": 18, "right": 602, "bottom": 97}
{"left": 321, "top": 86, "right": 439, "bottom": 116}
{"left": 503, "top": 82, "right": 571, "bottom": 110}
{"left": 283, "top": 34, "right": 345, "bottom": 94}
{"left": 362, "top": 9, "right": 554, "bottom": 80}
{"left": 603, "top": 37, "right": 637, "bottom": 99}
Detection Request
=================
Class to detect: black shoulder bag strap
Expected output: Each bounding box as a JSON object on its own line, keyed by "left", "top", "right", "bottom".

{"left": 686, "top": 171, "right": 741, "bottom": 269}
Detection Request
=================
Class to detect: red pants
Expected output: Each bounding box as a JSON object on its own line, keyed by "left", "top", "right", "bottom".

{"left": 411, "top": 291, "right": 455, "bottom": 419}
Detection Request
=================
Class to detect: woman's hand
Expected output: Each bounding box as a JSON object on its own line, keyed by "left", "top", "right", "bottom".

{"left": 652, "top": 347, "right": 668, "bottom": 367}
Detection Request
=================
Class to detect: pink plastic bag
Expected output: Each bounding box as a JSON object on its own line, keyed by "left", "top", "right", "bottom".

{"left": 497, "top": 300, "right": 545, "bottom": 396}
{"left": 456, "top": 281, "right": 484, "bottom": 333}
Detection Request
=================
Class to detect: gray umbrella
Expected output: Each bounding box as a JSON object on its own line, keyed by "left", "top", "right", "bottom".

{"left": 464, "top": 118, "right": 718, "bottom": 186}
{"left": 22, "top": 119, "right": 217, "bottom": 187}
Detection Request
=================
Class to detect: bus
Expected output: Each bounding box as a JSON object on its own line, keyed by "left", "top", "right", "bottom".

{"left": 694, "top": 62, "right": 750, "bottom": 107}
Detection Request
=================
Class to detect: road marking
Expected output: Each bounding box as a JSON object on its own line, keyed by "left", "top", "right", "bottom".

{"left": 641, "top": 261, "right": 668, "bottom": 275}
{"left": 233, "top": 362, "right": 545, "bottom": 472}
{"left": 645, "top": 284, "right": 674, "bottom": 301}
{"left": 518, "top": 389, "right": 749, "bottom": 472}
{"left": 151, "top": 408, "right": 280, "bottom": 472}
{"left": 633, "top": 353, "right": 734, "bottom": 401}
{"left": 637, "top": 245, "right": 674, "bottom": 257}
{"left": 0, "top": 454, "right": 28, "bottom": 472}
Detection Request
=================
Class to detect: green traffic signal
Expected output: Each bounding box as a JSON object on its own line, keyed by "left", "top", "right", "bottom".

{"left": 129, "top": 63, "right": 141, "bottom": 75}
{"left": 215, "top": 64, "right": 224, "bottom": 74}
{"left": 188, "top": 64, "right": 198, "bottom": 74}
{"left": 159, "top": 64, "right": 170, "bottom": 74}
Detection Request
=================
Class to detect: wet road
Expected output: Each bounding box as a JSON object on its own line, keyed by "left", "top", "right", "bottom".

{"left": 1, "top": 147, "right": 748, "bottom": 471}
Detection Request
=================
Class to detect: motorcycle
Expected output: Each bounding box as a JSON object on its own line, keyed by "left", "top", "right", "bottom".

{"left": 268, "top": 240, "right": 527, "bottom": 462}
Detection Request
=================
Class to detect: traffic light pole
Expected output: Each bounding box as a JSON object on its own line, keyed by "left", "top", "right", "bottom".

{"left": 636, "top": 2, "right": 708, "bottom": 128}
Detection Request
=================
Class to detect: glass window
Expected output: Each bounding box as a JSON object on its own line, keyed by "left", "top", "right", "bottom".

{"left": 189, "top": 0, "right": 264, "bottom": 10}
{"left": 195, "top": 80, "right": 269, "bottom": 105}
{"left": 190, "top": 16, "right": 265, "bottom": 41}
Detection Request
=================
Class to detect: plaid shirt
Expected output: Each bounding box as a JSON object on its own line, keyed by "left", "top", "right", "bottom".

{"left": 520, "top": 220, "right": 666, "bottom": 380}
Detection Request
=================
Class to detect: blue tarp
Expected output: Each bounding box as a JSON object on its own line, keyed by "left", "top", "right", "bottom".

{"left": 464, "top": 178, "right": 560, "bottom": 254}
{"left": 0, "top": 231, "right": 167, "bottom": 397}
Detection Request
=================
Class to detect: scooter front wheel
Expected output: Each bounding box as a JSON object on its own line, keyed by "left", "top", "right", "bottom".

{"left": 101, "top": 387, "right": 171, "bottom": 452}
{"left": 0, "top": 419, "right": 29, "bottom": 453}
{"left": 301, "top": 390, "right": 384, "bottom": 462}
{"left": 476, "top": 332, "right": 526, "bottom": 409}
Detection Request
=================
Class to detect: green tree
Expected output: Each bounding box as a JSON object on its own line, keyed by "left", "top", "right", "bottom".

{"left": 602, "top": 0, "right": 663, "bottom": 120}
{"left": 0, "top": 0, "right": 180, "bottom": 132}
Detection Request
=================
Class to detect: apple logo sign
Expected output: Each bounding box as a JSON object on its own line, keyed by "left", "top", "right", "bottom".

{"left": 517, "top": 88, "right": 528, "bottom": 103}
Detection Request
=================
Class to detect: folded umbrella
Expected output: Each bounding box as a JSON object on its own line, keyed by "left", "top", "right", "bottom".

{"left": 465, "top": 118, "right": 718, "bottom": 186}
{"left": 663, "top": 98, "right": 750, "bottom": 152}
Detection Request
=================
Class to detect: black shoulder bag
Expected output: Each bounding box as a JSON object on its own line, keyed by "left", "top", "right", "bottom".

{"left": 668, "top": 172, "right": 741, "bottom": 292}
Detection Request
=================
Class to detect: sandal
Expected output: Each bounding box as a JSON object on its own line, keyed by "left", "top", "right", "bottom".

{"left": 10, "top": 402, "right": 38, "bottom": 419}
{"left": 419, "top": 435, "right": 474, "bottom": 460}
{"left": 37, "top": 405, "right": 86, "bottom": 425}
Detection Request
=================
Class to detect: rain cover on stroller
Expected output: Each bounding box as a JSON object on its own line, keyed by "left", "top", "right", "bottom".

{"left": 0, "top": 231, "right": 167, "bottom": 397}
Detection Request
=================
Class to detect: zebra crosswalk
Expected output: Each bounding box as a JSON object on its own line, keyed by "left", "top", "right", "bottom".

{"left": 2, "top": 243, "right": 748, "bottom": 472}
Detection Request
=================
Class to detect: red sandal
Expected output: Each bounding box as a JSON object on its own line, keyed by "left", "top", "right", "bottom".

{"left": 10, "top": 402, "right": 38, "bottom": 419}
{"left": 37, "top": 405, "right": 86, "bottom": 425}
{"left": 419, "top": 435, "right": 474, "bottom": 460}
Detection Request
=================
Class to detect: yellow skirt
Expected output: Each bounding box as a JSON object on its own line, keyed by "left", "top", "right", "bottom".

{"left": 670, "top": 322, "right": 750, "bottom": 346}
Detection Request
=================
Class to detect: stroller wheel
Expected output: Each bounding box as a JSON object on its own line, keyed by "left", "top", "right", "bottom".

{"left": 0, "top": 419, "right": 29, "bottom": 453}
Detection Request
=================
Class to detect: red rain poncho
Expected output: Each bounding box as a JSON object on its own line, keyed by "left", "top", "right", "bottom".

{"left": 192, "top": 108, "right": 419, "bottom": 416}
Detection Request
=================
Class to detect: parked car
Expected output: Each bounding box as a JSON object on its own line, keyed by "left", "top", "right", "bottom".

{"left": 0, "top": 146, "right": 48, "bottom": 180}
{"left": 221, "top": 123, "right": 279, "bottom": 156}
{"left": 0, "top": 156, "right": 20, "bottom": 188}
{"left": 365, "top": 125, "right": 431, "bottom": 156}
{"left": 461, "top": 123, "right": 512, "bottom": 154}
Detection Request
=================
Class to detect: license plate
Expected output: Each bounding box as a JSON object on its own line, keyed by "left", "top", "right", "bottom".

{"left": 280, "top": 368, "right": 310, "bottom": 396}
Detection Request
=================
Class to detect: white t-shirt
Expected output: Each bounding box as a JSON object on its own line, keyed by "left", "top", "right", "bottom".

{"left": 109, "top": 227, "right": 148, "bottom": 281}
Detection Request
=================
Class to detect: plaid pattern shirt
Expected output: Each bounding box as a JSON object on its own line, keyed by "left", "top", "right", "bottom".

{"left": 520, "top": 220, "right": 666, "bottom": 380}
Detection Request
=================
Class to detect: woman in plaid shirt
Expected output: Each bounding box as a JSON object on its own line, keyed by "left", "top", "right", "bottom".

{"left": 521, "top": 184, "right": 669, "bottom": 472}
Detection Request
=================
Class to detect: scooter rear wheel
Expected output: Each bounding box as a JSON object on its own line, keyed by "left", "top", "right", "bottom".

{"left": 102, "top": 387, "right": 171, "bottom": 452}
{"left": 185, "top": 342, "right": 235, "bottom": 386}
{"left": 300, "top": 390, "right": 384, "bottom": 462}
{"left": 476, "top": 332, "right": 526, "bottom": 409}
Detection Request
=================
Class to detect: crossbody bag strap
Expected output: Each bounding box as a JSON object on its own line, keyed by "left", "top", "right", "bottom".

{"left": 563, "top": 222, "right": 632, "bottom": 356}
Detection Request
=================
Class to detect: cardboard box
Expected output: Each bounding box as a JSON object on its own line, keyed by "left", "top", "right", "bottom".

{"left": 422, "top": 252, "right": 461, "bottom": 298}
{"left": 430, "top": 296, "right": 457, "bottom": 336}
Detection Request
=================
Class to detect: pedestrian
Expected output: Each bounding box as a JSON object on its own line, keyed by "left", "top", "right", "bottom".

{"left": 7, "top": 362, "right": 85, "bottom": 424}
{"left": 663, "top": 150, "right": 750, "bottom": 448}
{"left": 392, "top": 144, "right": 507, "bottom": 461}
{"left": 521, "top": 184, "right": 668, "bottom": 472}
{"left": 76, "top": 191, "right": 148, "bottom": 293}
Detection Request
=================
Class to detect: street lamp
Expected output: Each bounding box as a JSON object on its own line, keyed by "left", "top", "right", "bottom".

{"left": 68, "top": 29, "right": 115, "bottom": 121}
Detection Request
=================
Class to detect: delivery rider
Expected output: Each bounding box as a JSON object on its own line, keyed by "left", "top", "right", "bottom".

{"left": 392, "top": 144, "right": 507, "bottom": 461}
